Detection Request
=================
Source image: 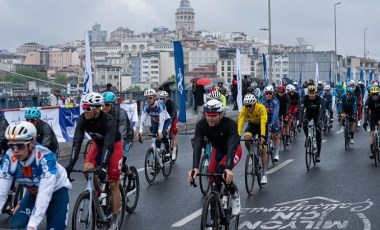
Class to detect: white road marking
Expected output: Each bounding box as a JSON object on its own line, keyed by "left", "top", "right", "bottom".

{"left": 171, "top": 208, "right": 203, "bottom": 227}
{"left": 322, "top": 140, "right": 327, "bottom": 144}
{"left": 335, "top": 128, "right": 344, "bottom": 134}
{"left": 267, "top": 159, "right": 293, "bottom": 174}
{"left": 137, "top": 167, "right": 144, "bottom": 172}
{"left": 172, "top": 158, "right": 294, "bottom": 227}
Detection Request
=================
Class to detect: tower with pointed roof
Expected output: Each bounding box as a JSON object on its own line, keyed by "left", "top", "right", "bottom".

{"left": 175, "top": 0, "right": 195, "bottom": 40}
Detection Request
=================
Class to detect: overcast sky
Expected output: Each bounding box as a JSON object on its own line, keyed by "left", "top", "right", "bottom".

{"left": 1, "top": 0, "right": 379, "bottom": 60}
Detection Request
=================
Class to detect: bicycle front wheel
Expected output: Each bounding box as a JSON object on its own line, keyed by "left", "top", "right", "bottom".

{"left": 161, "top": 149, "right": 172, "bottom": 179}
{"left": 106, "top": 184, "right": 126, "bottom": 229}
{"left": 199, "top": 154, "right": 211, "bottom": 196}
{"left": 305, "top": 137, "right": 312, "bottom": 170}
{"left": 200, "top": 193, "right": 220, "bottom": 230}
{"left": 374, "top": 134, "right": 379, "bottom": 167}
{"left": 144, "top": 148, "right": 157, "bottom": 185}
{"left": 125, "top": 166, "right": 140, "bottom": 213}
{"left": 244, "top": 152, "right": 255, "bottom": 195}
{"left": 72, "top": 191, "right": 95, "bottom": 230}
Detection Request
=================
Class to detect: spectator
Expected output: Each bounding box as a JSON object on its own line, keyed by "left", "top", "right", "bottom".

{"left": 242, "top": 75, "right": 249, "bottom": 98}
{"left": 193, "top": 83, "right": 206, "bottom": 112}
{"left": 231, "top": 75, "right": 238, "bottom": 110}
{"left": 48, "top": 88, "right": 61, "bottom": 106}
{"left": 102, "top": 83, "right": 114, "bottom": 93}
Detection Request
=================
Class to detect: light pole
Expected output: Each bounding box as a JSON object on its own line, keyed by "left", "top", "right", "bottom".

{"left": 364, "top": 27, "right": 369, "bottom": 58}
{"left": 260, "top": 28, "right": 269, "bottom": 82}
{"left": 334, "top": 2, "right": 341, "bottom": 82}
{"left": 268, "top": 0, "right": 272, "bottom": 83}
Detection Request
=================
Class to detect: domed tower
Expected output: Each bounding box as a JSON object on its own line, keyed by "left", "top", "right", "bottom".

{"left": 175, "top": 0, "right": 195, "bottom": 40}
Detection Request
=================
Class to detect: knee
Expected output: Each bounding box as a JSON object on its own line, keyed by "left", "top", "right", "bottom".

{"left": 109, "top": 181, "right": 119, "bottom": 191}
{"left": 84, "top": 162, "right": 95, "bottom": 171}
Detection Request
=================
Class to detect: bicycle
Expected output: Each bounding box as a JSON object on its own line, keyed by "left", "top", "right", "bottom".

{"left": 279, "top": 117, "right": 288, "bottom": 151}
{"left": 289, "top": 112, "right": 298, "bottom": 142}
{"left": 372, "top": 123, "right": 380, "bottom": 167}
{"left": 71, "top": 168, "right": 126, "bottom": 230}
{"left": 323, "top": 109, "right": 331, "bottom": 136}
{"left": 120, "top": 164, "right": 140, "bottom": 213}
{"left": 140, "top": 134, "right": 172, "bottom": 185}
{"left": 191, "top": 172, "right": 240, "bottom": 230}
{"left": 305, "top": 123, "right": 317, "bottom": 170}
{"left": 266, "top": 125, "right": 275, "bottom": 166}
{"left": 243, "top": 137, "right": 263, "bottom": 195}
{"left": 343, "top": 115, "right": 353, "bottom": 150}
{"left": 198, "top": 138, "right": 212, "bottom": 196}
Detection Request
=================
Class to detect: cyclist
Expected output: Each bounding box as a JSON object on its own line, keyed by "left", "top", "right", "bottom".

{"left": 0, "top": 121, "right": 71, "bottom": 230}
{"left": 65, "top": 92, "right": 123, "bottom": 230}
{"left": 188, "top": 99, "right": 242, "bottom": 215}
{"left": 158, "top": 90, "right": 178, "bottom": 161}
{"left": 260, "top": 85, "right": 281, "bottom": 162}
{"left": 102, "top": 91, "right": 135, "bottom": 180}
{"left": 322, "top": 85, "right": 335, "bottom": 129}
{"left": 288, "top": 84, "right": 301, "bottom": 130}
{"left": 334, "top": 82, "right": 346, "bottom": 121}
{"left": 349, "top": 80, "right": 363, "bottom": 126}
{"left": 275, "top": 86, "right": 291, "bottom": 146}
{"left": 138, "top": 89, "right": 171, "bottom": 154}
{"left": 340, "top": 87, "right": 358, "bottom": 144}
{"left": 317, "top": 81, "right": 324, "bottom": 96}
{"left": 299, "top": 85, "right": 324, "bottom": 162}
{"left": 363, "top": 86, "right": 380, "bottom": 159}
{"left": 214, "top": 86, "right": 227, "bottom": 107}
{"left": 24, "top": 107, "right": 59, "bottom": 159}
{"left": 237, "top": 94, "right": 268, "bottom": 184}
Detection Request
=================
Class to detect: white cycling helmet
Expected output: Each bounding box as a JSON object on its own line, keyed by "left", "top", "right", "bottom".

{"left": 293, "top": 81, "right": 298, "bottom": 86}
{"left": 209, "top": 90, "right": 221, "bottom": 100}
{"left": 6, "top": 121, "right": 37, "bottom": 141}
{"left": 286, "top": 84, "right": 293, "bottom": 92}
{"left": 203, "top": 99, "right": 225, "bottom": 113}
{"left": 243, "top": 94, "right": 257, "bottom": 105}
{"left": 82, "top": 92, "right": 103, "bottom": 106}
{"left": 158, "top": 90, "right": 169, "bottom": 98}
{"left": 264, "top": 85, "right": 274, "bottom": 93}
{"left": 349, "top": 80, "right": 356, "bottom": 86}
{"left": 324, "top": 85, "right": 331, "bottom": 90}
{"left": 288, "top": 85, "right": 296, "bottom": 92}
{"left": 144, "top": 89, "right": 156, "bottom": 97}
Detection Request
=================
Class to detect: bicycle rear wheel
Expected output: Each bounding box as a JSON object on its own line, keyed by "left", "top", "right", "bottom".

{"left": 305, "top": 137, "right": 312, "bottom": 170}
{"left": 125, "top": 166, "right": 140, "bottom": 213}
{"left": 244, "top": 152, "right": 255, "bottom": 195}
{"left": 374, "top": 134, "right": 379, "bottom": 167}
{"left": 344, "top": 125, "right": 350, "bottom": 150}
{"left": 161, "top": 149, "right": 172, "bottom": 179}
{"left": 200, "top": 193, "right": 220, "bottom": 230}
{"left": 72, "top": 191, "right": 95, "bottom": 230}
{"left": 199, "top": 154, "right": 211, "bottom": 196}
{"left": 268, "top": 139, "right": 275, "bottom": 166}
{"left": 255, "top": 152, "right": 263, "bottom": 188}
{"left": 144, "top": 148, "right": 157, "bottom": 185}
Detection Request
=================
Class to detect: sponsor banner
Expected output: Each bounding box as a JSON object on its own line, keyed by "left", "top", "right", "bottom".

{"left": 59, "top": 107, "right": 80, "bottom": 142}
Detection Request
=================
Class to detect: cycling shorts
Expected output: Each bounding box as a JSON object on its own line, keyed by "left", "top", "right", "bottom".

{"left": 170, "top": 116, "right": 178, "bottom": 135}
{"left": 208, "top": 145, "right": 242, "bottom": 176}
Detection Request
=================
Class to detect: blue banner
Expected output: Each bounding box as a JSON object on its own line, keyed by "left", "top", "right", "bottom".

{"left": 346, "top": 67, "right": 351, "bottom": 84}
{"left": 329, "top": 65, "right": 332, "bottom": 83}
{"left": 59, "top": 107, "right": 80, "bottom": 142}
{"left": 173, "top": 41, "right": 186, "bottom": 123}
{"left": 370, "top": 71, "right": 374, "bottom": 83}
{"left": 262, "top": 53, "right": 267, "bottom": 86}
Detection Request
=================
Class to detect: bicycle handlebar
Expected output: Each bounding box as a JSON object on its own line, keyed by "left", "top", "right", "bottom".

{"left": 190, "top": 170, "right": 226, "bottom": 188}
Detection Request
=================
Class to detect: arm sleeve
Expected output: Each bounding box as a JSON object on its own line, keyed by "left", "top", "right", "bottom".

{"left": 260, "top": 106, "right": 268, "bottom": 137}
{"left": 237, "top": 108, "right": 246, "bottom": 136}
{"left": 226, "top": 121, "right": 240, "bottom": 170}
{"left": 41, "top": 122, "right": 55, "bottom": 149}
{"left": 70, "top": 115, "right": 85, "bottom": 165}
{"left": 0, "top": 153, "right": 14, "bottom": 212}
{"left": 118, "top": 109, "right": 127, "bottom": 138}
{"left": 27, "top": 155, "right": 57, "bottom": 229}
{"left": 192, "top": 121, "right": 204, "bottom": 169}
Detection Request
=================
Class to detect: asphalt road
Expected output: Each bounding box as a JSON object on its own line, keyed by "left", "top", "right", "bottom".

{"left": 1, "top": 116, "right": 380, "bottom": 230}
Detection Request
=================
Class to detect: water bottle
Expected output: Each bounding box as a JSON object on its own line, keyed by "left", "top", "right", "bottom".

{"left": 221, "top": 195, "right": 228, "bottom": 209}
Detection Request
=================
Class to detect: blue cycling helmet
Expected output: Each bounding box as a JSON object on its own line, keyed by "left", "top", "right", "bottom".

{"left": 24, "top": 107, "right": 41, "bottom": 119}
{"left": 102, "top": 91, "right": 116, "bottom": 103}
{"left": 336, "top": 82, "right": 343, "bottom": 88}
{"left": 347, "top": 87, "right": 354, "bottom": 94}
{"left": 367, "top": 84, "right": 373, "bottom": 92}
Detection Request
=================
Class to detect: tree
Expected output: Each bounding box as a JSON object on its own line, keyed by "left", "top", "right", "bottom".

{"left": 54, "top": 74, "right": 69, "bottom": 85}
{"left": 131, "top": 85, "right": 141, "bottom": 92}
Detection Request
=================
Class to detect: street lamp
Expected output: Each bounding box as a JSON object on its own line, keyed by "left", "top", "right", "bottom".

{"left": 364, "top": 27, "right": 369, "bottom": 58}
{"left": 268, "top": 0, "right": 272, "bottom": 83}
{"left": 334, "top": 2, "right": 341, "bottom": 82}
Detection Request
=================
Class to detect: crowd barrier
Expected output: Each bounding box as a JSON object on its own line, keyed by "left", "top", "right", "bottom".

{"left": 1, "top": 106, "right": 80, "bottom": 142}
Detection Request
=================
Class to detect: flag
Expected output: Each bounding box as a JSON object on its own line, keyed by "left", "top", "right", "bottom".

{"left": 363, "top": 69, "right": 367, "bottom": 86}
{"left": 315, "top": 62, "right": 319, "bottom": 84}
{"left": 279, "top": 57, "right": 283, "bottom": 85}
{"left": 236, "top": 49, "right": 243, "bottom": 111}
{"left": 83, "top": 31, "right": 93, "bottom": 95}
{"left": 346, "top": 67, "right": 351, "bottom": 84}
{"left": 370, "top": 71, "right": 374, "bottom": 82}
{"left": 263, "top": 53, "right": 267, "bottom": 86}
{"left": 329, "top": 63, "right": 332, "bottom": 83}
{"left": 173, "top": 41, "right": 186, "bottom": 123}
{"left": 353, "top": 67, "right": 356, "bottom": 80}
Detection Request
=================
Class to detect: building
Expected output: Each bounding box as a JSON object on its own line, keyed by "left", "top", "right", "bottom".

{"left": 16, "top": 42, "right": 43, "bottom": 56}
{"left": 187, "top": 44, "right": 218, "bottom": 71}
{"left": 140, "top": 52, "right": 160, "bottom": 85}
{"left": 88, "top": 23, "right": 107, "bottom": 43}
{"left": 110, "top": 27, "right": 134, "bottom": 42}
{"left": 94, "top": 65, "right": 123, "bottom": 91}
{"left": 175, "top": 0, "right": 195, "bottom": 40}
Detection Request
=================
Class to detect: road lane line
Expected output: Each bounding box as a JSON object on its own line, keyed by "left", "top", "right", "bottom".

{"left": 137, "top": 168, "right": 144, "bottom": 172}
{"left": 335, "top": 128, "right": 344, "bottom": 134}
{"left": 322, "top": 140, "right": 327, "bottom": 144}
{"left": 171, "top": 208, "right": 203, "bottom": 227}
{"left": 267, "top": 159, "right": 293, "bottom": 174}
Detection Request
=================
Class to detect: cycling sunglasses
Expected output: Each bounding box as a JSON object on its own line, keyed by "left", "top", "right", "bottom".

{"left": 8, "top": 141, "right": 30, "bottom": 150}
{"left": 83, "top": 106, "right": 96, "bottom": 112}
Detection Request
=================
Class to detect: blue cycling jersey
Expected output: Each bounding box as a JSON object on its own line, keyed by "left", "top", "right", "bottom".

{"left": 260, "top": 97, "right": 280, "bottom": 127}
{"left": 139, "top": 100, "right": 171, "bottom": 133}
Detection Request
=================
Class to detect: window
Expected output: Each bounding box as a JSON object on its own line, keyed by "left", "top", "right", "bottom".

{"left": 101, "top": 75, "right": 105, "bottom": 80}
{"left": 227, "top": 61, "right": 231, "bottom": 65}
{"left": 114, "top": 75, "right": 118, "bottom": 79}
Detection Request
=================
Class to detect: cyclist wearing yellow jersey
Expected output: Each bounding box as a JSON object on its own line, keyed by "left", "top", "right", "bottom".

{"left": 237, "top": 94, "right": 269, "bottom": 184}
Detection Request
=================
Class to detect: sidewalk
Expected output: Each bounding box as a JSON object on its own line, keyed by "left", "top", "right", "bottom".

{"left": 58, "top": 105, "right": 240, "bottom": 158}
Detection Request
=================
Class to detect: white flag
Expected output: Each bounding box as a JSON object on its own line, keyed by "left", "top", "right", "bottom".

{"left": 315, "top": 62, "right": 319, "bottom": 84}
{"left": 83, "top": 31, "right": 93, "bottom": 95}
{"left": 280, "top": 57, "right": 283, "bottom": 85}
{"left": 353, "top": 67, "right": 356, "bottom": 80}
{"left": 236, "top": 49, "right": 242, "bottom": 111}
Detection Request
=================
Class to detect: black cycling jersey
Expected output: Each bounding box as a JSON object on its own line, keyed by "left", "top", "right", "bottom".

{"left": 165, "top": 99, "right": 177, "bottom": 120}
{"left": 300, "top": 95, "right": 324, "bottom": 121}
{"left": 289, "top": 92, "right": 300, "bottom": 106}
{"left": 275, "top": 93, "right": 290, "bottom": 116}
{"left": 36, "top": 120, "right": 59, "bottom": 154}
{"left": 70, "top": 111, "right": 121, "bottom": 166}
{"left": 364, "top": 96, "right": 380, "bottom": 122}
{"left": 192, "top": 117, "right": 239, "bottom": 170}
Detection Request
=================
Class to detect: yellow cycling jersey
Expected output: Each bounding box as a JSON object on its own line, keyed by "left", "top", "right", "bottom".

{"left": 220, "top": 95, "right": 227, "bottom": 107}
{"left": 237, "top": 103, "right": 268, "bottom": 136}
